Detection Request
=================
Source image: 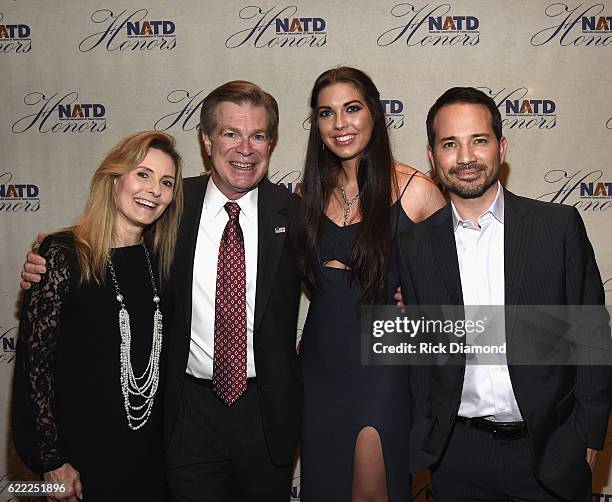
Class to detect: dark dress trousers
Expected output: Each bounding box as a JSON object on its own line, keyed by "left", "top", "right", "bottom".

{"left": 164, "top": 176, "right": 302, "bottom": 485}
{"left": 398, "top": 189, "right": 611, "bottom": 500}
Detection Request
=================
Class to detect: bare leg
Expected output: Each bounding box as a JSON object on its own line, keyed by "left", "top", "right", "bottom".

{"left": 352, "top": 426, "right": 389, "bottom": 502}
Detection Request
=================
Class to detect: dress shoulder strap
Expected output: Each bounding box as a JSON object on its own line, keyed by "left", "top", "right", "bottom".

{"left": 393, "top": 170, "right": 418, "bottom": 239}
{"left": 399, "top": 169, "right": 418, "bottom": 200}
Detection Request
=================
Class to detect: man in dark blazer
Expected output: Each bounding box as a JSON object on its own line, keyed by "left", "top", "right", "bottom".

{"left": 399, "top": 87, "right": 610, "bottom": 501}
{"left": 162, "top": 81, "right": 302, "bottom": 500}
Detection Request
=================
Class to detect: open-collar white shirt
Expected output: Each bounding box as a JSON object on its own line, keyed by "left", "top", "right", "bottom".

{"left": 452, "top": 182, "right": 523, "bottom": 422}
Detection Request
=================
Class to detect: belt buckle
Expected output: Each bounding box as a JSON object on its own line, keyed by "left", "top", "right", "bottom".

{"left": 491, "top": 424, "right": 504, "bottom": 440}
{"left": 491, "top": 423, "right": 523, "bottom": 440}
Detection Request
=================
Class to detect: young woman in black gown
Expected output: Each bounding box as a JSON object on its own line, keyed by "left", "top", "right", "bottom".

{"left": 13, "top": 131, "right": 183, "bottom": 501}
{"left": 296, "top": 67, "right": 445, "bottom": 501}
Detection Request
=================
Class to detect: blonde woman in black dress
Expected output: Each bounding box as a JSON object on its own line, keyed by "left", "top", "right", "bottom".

{"left": 13, "top": 131, "right": 183, "bottom": 501}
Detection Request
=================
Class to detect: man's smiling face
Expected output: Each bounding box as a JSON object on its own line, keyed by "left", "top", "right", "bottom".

{"left": 203, "top": 101, "right": 271, "bottom": 200}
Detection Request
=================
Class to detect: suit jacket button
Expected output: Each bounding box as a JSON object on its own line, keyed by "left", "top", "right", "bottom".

{"left": 449, "top": 415, "right": 455, "bottom": 424}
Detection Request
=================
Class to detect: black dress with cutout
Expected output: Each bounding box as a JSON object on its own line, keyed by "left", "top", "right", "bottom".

{"left": 299, "top": 202, "right": 415, "bottom": 501}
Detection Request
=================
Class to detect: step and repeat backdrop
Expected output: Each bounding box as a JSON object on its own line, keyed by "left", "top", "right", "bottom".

{"left": 1, "top": 0, "right": 611, "bottom": 499}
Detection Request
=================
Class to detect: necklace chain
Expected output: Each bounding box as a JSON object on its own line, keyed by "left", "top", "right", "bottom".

{"left": 108, "top": 243, "right": 163, "bottom": 431}
{"left": 339, "top": 184, "right": 360, "bottom": 226}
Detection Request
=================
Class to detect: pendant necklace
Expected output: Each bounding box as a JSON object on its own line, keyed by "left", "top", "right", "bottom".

{"left": 339, "top": 184, "right": 360, "bottom": 226}
{"left": 108, "top": 243, "right": 163, "bottom": 431}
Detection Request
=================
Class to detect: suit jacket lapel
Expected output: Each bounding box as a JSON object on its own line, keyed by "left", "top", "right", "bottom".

{"left": 431, "top": 204, "right": 464, "bottom": 305}
{"left": 504, "top": 189, "right": 529, "bottom": 306}
{"left": 503, "top": 189, "right": 530, "bottom": 354}
{"left": 254, "top": 179, "right": 290, "bottom": 333}
{"left": 180, "top": 175, "right": 209, "bottom": 326}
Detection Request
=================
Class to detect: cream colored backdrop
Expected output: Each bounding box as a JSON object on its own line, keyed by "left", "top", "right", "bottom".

{"left": 1, "top": 0, "right": 611, "bottom": 499}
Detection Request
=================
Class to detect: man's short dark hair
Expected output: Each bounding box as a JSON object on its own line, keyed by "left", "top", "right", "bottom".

{"left": 199, "top": 80, "right": 279, "bottom": 141}
{"left": 426, "top": 87, "right": 502, "bottom": 148}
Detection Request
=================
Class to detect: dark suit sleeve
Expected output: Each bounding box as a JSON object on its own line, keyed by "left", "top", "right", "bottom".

{"left": 398, "top": 231, "right": 435, "bottom": 471}
{"left": 565, "top": 207, "right": 612, "bottom": 449}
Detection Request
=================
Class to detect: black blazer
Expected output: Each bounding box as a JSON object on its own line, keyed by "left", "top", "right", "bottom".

{"left": 399, "top": 189, "right": 611, "bottom": 500}
{"left": 164, "top": 175, "right": 302, "bottom": 466}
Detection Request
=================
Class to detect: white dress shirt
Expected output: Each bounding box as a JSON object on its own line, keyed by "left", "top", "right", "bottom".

{"left": 454, "top": 182, "right": 523, "bottom": 422}
{"left": 187, "top": 178, "right": 258, "bottom": 379}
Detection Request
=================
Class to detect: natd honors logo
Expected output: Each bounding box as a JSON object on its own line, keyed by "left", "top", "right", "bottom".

{"left": 478, "top": 87, "right": 557, "bottom": 130}
{"left": 301, "top": 98, "right": 407, "bottom": 131}
{"left": 531, "top": 3, "right": 612, "bottom": 47}
{"left": 12, "top": 91, "right": 107, "bottom": 134}
{"left": 382, "top": 99, "right": 406, "bottom": 129}
{"left": 0, "top": 325, "right": 17, "bottom": 364}
{"left": 0, "top": 12, "right": 31, "bottom": 53}
{"left": 538, "top": 169, "right": 612, "bottom": 213}
{"left": 154, "top": 89, "right": 205, "bottom": 132}
{"left": 0, "top": 173, "right": 40, "bottom": 213}
{"left": 225, "top": 5, "right": 326, "bottom": 48}
{"left": 79, "top": 9, "right": 176, "bottom": 52}
{"left": 377, "top": 3, "right": 480, "bottom": 47}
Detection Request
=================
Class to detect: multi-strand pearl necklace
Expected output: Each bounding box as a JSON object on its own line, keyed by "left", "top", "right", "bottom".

{"left": 108, "top": 243, "right": 162, "bottom": 431}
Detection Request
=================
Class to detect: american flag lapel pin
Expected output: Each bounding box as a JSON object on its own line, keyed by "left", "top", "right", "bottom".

{"left": 275, "top": 226, "right": 286, "bottom": 234}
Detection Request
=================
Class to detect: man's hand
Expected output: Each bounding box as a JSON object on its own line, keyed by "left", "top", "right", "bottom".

{"left": 44, "top": 463, "right": 83, "bottom": 502}
{"left": 394, "top": 286, "right": 404, "bottom": 305}
{"left": 586, "top": 448, "right": 598, "bottom": 471}
{"left": 20, "top": 251, "right": 46, "bottom": 290}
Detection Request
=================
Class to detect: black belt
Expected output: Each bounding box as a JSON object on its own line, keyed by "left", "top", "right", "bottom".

{"left": 456, "top": 416, "right": 528, "bottom": 440}
{"left": 185, "top": 373, "right": 257, "bottom": 388}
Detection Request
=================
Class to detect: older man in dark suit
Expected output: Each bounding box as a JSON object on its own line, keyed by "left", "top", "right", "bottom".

{"left": 399, "top": 87, "right": 611, "bottom": 501}
{"left": 162, "top": 81, "right": 302, "bottom": 501}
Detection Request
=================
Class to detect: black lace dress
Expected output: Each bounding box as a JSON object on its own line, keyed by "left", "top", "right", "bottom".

{"left": 13, "top": 233, "right": 169, "bottom": 501}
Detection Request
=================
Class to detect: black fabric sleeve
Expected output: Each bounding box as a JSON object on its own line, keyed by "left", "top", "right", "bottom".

{"left": 12, "top": 238, "right": 73, "bottom": 474}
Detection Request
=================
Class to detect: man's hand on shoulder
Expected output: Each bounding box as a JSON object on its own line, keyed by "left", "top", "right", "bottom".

{"left": 20, "top": 233, "right": 48, "bottom": 289}
{"left": 20, "top": 251, "right": 46, "bottom": 289}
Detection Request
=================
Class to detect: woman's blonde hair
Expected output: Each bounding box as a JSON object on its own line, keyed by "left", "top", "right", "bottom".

{"left": 73, "top": 130, "right": 183, "bottom": 287}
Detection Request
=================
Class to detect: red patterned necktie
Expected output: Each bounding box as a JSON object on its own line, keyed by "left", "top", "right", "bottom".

{"left": 212, "top": 202, "right": 247, "bottom": 406}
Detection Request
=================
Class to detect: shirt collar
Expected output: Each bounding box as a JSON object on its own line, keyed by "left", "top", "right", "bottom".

{"left": 204, "top": 176, "right": 258, "bottom": 224}
{"left": 452, "top": 181, "right": 504, "bottom": 231}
